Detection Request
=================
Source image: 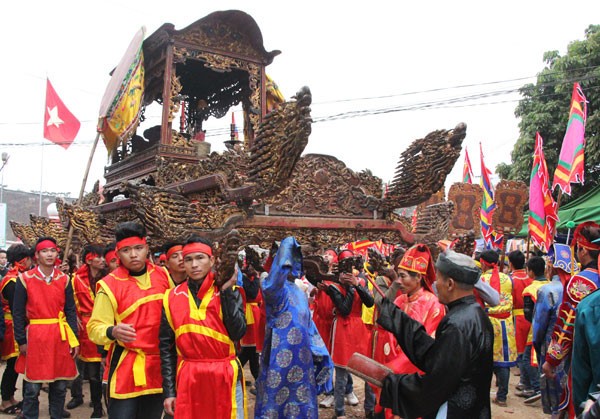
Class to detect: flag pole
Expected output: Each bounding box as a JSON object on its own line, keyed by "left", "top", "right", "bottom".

{"left": 63, "top": 132, "right": 101, "bottom": 258}
{"left": 38, "top": 145, "right": 45, "bottom": 216}
{"left": 499, "top": 233, "right": 508, "bottom": 268}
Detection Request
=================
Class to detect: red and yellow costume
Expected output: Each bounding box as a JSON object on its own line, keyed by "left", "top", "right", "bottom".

{"left": 546, "top": 222, "right": 600, "bottom": 367}
{"left": 88, "top": 263, "right": 169, "bottom": 399}
{"left": 481, "top": 263, "right": 517, "bottom": 367}
{"left": 0, "top": 267, "right": 21, "bottom": 360}
{"left": 522, "top": 277, "right": 549, "bottom": 366}
{"left": 17, "top": 268, "right": 78, "bottom": 382}
{"left": 240, "top": 275, "right": 264, "bottom": 349}
{"left": 545, "top": 222, "right": 600, "bottom": 415}
{"left": 72, "top": 264, "right": 102, "bottom": 362}
{"left": 511, "top": 268, "right": 533, "bottom": 355}
{"left": 163, "top": 272, "right": 244, "bottom": 419}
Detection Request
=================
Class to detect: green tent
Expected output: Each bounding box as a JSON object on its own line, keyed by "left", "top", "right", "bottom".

{"left": 518, "top": 184, "right": 600, "bottom": 236}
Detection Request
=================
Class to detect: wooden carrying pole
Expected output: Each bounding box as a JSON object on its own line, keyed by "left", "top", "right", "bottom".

{"left": 364, "top": 273, "right": 386, "bottom": 299}
{"left": 63, "top": 132, "right": 101, "bottom": 258}
{"left": 499, "top": 231, "right": 509, "bottom": 269}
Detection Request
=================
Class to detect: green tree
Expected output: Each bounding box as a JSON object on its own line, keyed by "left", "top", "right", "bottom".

{"left": 498, "top": 24, "right": 600, "bottom": 203}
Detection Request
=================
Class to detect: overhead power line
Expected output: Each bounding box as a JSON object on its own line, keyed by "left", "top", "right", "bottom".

{"left": 1, "top": 72, "right": 598, "bottom": 146}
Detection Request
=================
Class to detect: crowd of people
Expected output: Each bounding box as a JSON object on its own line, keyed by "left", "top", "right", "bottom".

{"left": 0, "top": 219, "right": 599, "bottom": 419}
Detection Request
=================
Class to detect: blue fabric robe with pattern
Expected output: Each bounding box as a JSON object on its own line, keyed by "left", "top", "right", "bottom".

{"left": 254, "top": 237, "right": 333, "bottom": 419}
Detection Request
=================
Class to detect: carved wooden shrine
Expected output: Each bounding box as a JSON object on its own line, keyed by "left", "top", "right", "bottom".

{"left": 11, "top": 10, "right": 469, "bottom": 253}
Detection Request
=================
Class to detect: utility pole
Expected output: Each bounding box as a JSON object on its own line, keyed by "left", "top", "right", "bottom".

{"left": 0, "top": 152, "right": 9, "bottom": 203}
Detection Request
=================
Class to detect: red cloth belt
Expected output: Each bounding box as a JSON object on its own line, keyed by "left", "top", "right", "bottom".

{"left": 488, "top": 312, "right": 511, "bottom": 319}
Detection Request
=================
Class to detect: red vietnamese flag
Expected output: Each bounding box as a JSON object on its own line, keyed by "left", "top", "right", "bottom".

{"left": 43, "top": 78, "right": 80, "bottom": 149}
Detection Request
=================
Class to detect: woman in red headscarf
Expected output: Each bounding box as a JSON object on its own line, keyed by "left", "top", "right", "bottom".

{"left": 371, "top": 244, "right": 445, "bottom": 419}
{"left": 386, "top": 244, "right": 445, "bottom": 374}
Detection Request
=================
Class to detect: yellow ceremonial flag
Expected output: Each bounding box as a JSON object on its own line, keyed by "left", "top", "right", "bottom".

{"left": 98, "top": 27, "right": 146, "bottom": 155}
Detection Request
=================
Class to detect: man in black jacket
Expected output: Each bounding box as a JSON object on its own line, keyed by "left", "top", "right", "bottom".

{"left": 377, "top": 249, "right": 494, "bottom": 419}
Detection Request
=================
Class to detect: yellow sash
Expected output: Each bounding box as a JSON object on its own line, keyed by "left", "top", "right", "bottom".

{"left": 29, "top": 311, "right": 79, "bottom": 348}
{"left": 130, "top": 348, "right": 147, "bottom": 387}
{"left": 245, "top": 302, "right": 259, "bottom": 325}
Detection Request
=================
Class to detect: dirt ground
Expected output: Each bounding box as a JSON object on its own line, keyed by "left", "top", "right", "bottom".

{"left": 1, "top": 363, "right": 550, "bottom": 418}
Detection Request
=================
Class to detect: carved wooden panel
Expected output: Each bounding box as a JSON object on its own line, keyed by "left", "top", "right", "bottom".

{"left": 492, "top": 180, "right": 528, "bottom": 234}
{"left": 448, "top": 183, "right": 483, "bottom": 238}
{"left": 262, "top": 154, "right": 382, "bottom": 217}
{"left": 238, "top": 227, "right": 410, "bottom": 250}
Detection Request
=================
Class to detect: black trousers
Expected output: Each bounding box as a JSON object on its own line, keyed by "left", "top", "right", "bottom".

{"left": 108, "top": 394, "right": 163, "bottom": 419}
{"left": 1, "top": 357, "right": 18, "bottom": 401}
{"left": 238, "top": 346, "right": 260, "bottom": 380}
{"left": 23, "top": 380, "right": 67, "bottom": 419}
{"left": 70, "top": 359, "right": 103, "bottom": 409}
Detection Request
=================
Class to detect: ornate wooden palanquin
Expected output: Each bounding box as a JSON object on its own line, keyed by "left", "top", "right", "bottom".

{"left": 103, "top": 10, "right": 279, "bottom": 198}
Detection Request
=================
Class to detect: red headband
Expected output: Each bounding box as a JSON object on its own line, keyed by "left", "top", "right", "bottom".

{"left": 182, "top": 242, "right": 213, "bottom": 258}
{"left": 573, "top": 221, "right": 600, "bottom": 251}
{"left": 479, "top": 258, "right": 497, "bottom": 268}
{"left": 85, "top": 253, "right": 100, "bottom": 262}
{"left": 14, "top": 257, "right": 29, "bottom": 272}
{"left": 480, "top": 257, "right": 501, "bottom": 294}
{"left": 159, "top": 254, "right": 167, "bottom": 262}
{"left": 116, "top": 237, "right": 147, "bottom": 251}
{"left": 105, "top": 250, "right": 117, "bottom": 262}
{"left": 35, "top": 240, "right": 58, "bottom": 253}
{"left": 166, "top": 245, "right": 183, "bottom": 260}
{"left": 338, "top": 250, "right": 354, "bottom": 261}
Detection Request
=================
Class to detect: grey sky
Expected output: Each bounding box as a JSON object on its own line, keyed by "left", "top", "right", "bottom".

{"left": 0, "top": 0, "right": 598, "bottom": 200}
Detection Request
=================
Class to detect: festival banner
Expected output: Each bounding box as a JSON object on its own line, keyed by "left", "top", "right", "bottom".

{"left": 529, "top": 133, "right": 558, "bottom": 252}
{"left": 480, "top": 144, "right": 503, "bottom": 247}
{"left": 43, "top": 79, "right": 81, "bottom": 149}
{"left": 552, "top": 83, "right": 587, "bottom": 195}
{"left": 98, "top": 27, "right": 146, "bottom": 155}
{"left": 462, "top": 147, "right": 474, "bottom": 184}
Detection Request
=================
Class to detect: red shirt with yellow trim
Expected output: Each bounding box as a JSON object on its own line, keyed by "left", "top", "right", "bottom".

{"left": 0, "top": 268, "right": 20, "bottom": 360}
{"left": 17, "top": 267, "right": 78, "bottom": 382}
{"left": 87, "top": 262, "right": 169, "bottom": 399}
{"left": 72, "top": 265, "right": 103, "bottom": 362}
{"left": 163, "top": 273, "right": 243, "bottom": 419}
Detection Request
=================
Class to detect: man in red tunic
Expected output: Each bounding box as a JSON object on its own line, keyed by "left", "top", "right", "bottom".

{"left": 0, "top": 244, "right": 32, "bottom": 414}
{"left": 326, "top": 250, "right": 375, "bottom": 419}
{"left": 314, "top": 249, "right": 338, "bottom": 409}
{"left": 161, "top": 242, "right": 186, "bottom": 287}
{"left": 238, "top": 260, "right": 264, "bottom": 390}
{"left": 87, "top": 222, "right": 169, "bottom": 419}
{"left": 67, "top": 244, "right": 106, "bottom": 417}
{"left": 507, "top": 250, "right": 533, "bottom": 392}
{"left": 543, "top": 221, "right": 600, "bottom": 416}
{"left": 159, "top": 235, "right": 246, "bottom": 419}
{"left": 13, "top": 236, "right": 79, "bottom": 419}
{"left": 103, "top": 243, "right": 119, "bottom": 273}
